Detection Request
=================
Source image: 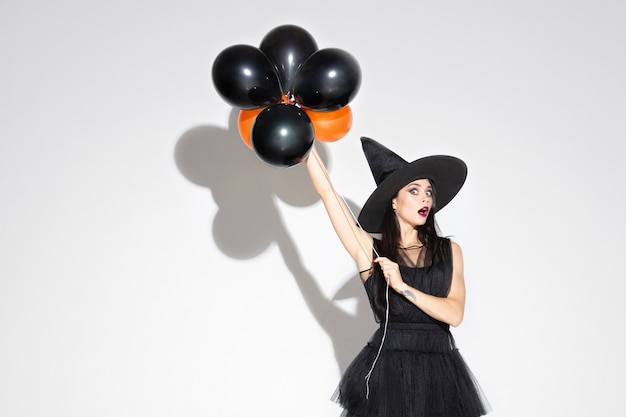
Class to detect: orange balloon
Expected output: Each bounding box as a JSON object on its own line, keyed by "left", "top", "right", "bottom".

{"left": 305, "top": 105, "right": 353, "bottom": 142}
{"left": 238, "top": 107, "right": 265, "bottom": 148}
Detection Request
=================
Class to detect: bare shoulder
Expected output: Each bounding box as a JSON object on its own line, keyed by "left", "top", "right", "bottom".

{"left": 450, "top": 240, "right": 463, "bottom": 272}
{"left": 448, "top": 240, "right": 464, "bottom": 264}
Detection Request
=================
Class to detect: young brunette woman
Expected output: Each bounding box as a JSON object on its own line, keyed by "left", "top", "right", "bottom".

{"left": 305, "top": 137, "right": 489, "bottom": 417}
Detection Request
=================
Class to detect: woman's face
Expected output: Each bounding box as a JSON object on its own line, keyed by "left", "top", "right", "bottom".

{"left": 391, "top": 178, "right": 434, "bottom": 228}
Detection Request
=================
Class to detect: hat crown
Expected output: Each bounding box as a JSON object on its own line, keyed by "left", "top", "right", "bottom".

{"left": 361, "top": 137, "right": 408, "bottom": 185}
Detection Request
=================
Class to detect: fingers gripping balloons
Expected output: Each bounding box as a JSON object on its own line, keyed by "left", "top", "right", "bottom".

{"left": 212, "top": 25, "right": 361, "bottom": 167}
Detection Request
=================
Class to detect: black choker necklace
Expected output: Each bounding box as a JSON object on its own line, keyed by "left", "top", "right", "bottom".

{"left": 398, "top": 244, "right": 424, "bottom": 250}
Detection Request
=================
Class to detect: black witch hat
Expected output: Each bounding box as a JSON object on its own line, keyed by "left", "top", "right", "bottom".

{"left": 357, "top": 137, "right": 467, "bottom": 233}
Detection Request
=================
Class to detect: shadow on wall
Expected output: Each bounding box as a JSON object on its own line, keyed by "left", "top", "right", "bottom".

{"left": 173, "top": 108, "right": 377, "bottom": 374}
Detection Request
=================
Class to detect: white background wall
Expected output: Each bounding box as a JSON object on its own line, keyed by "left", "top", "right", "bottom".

{"left": 2, "top": 1, "right": 625, "bottom": 416}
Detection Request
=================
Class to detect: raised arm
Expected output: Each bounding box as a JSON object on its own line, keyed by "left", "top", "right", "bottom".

{"left": 305, "top": 145, "right": 374, "bottom": 276}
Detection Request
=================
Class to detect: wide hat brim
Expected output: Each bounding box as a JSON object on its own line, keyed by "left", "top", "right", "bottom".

{"left": 357, "top": 138, "right": 467, "bottom": 233}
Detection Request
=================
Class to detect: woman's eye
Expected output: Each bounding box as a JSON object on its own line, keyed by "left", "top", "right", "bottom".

{"left": 426, "top": 190, "right": 433, "bottom": 197}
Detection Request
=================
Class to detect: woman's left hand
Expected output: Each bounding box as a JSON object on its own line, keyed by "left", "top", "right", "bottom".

{"left": 374, "top": 257, "right": 405, "bottom": 291}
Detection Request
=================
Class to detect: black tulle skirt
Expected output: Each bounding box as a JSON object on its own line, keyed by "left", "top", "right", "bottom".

{"left": 332, "top": 322, "right": 490, "bottom": 417}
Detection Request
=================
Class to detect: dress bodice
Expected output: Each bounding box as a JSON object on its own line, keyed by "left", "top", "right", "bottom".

{"left": 363, "top": 238, "right": 453, "bottom": 325}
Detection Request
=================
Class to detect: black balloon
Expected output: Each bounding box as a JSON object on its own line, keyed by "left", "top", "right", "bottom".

{"left": 260, "top": 25, "right": 318, "bottom": 96}
{"left": 212, "top": 44, "right": 282, "bottom": 109}
{"left": 251, "top": 104, "right": 314, "bottom": 167}
{"left": 293, "top": 48, "right": 362, "bottom": 111}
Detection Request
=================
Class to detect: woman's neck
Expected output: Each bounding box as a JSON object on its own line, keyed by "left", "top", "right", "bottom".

{"left": 398, "top": 228, "right": 421, "bottom": 248}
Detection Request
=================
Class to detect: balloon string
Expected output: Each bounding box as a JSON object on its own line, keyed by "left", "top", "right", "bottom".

{"left": 310, "top": 149, "right": 379, "bottom": 261}
{"left": 365, "top": 279, "right": 389, "bottom": 399}
{"left": 310, "top": 148, "right": 387, "bottom": 400}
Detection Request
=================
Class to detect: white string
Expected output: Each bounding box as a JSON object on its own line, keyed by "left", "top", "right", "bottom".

{"left": 364, "top": 278, "right": 389, "bottom": 399}
{"left": 336, "top": 192, "right": 390, "bottom": 399}
{"left": 311, "top": 149, "right": 389, "bottom": 400}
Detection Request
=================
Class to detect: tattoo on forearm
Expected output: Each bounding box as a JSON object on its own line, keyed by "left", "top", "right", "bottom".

{"left": 401, "top": 289, "right": 416, "bottom": 302}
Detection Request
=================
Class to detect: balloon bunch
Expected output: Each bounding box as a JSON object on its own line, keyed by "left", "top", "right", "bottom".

{"left": 212, "top": 25, "right": 361, "bottom": 167}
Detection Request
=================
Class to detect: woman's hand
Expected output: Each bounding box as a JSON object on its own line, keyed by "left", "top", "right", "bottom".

{"left": 374, "top": 242, "right": 467, "bottom": 327}
{"left": 374, "top": 257, "right": 406, "bottom": 292}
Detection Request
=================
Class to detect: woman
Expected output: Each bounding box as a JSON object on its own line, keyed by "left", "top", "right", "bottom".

{"left": 305, "top": 137, "right": 489, "bottom": 417}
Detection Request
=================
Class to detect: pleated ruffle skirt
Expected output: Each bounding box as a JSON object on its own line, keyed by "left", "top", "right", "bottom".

{"left": 332, "top": 322, "right": 490, "bottom": 417}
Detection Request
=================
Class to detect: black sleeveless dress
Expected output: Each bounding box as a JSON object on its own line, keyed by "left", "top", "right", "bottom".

{"left": 332, "top": 239, "right": 490, "bottom": 417}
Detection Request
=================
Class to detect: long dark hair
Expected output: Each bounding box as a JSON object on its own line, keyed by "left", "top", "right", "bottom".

{"left": 370, "top": 181, "right": 449, "bottom": 319}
